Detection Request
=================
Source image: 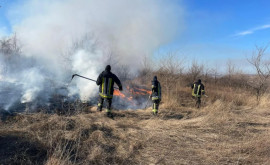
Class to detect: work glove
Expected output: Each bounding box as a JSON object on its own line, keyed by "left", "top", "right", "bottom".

{"left": 202, "top": 91, "right": 205, "bottom": 95}
{"left": 119, "top": 86, "right": 123, "bottom": 91}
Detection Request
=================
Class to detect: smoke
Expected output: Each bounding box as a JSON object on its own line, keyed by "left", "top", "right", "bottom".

{"left": 20, "top": 68, "right": 44, "bottom": 103}
{"left": 0, "top": 0, "right": 184, "bottom": 111}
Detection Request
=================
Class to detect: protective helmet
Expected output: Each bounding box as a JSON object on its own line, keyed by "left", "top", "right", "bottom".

{"left": 105, "top": 65, "right": 111, "bottom": 71}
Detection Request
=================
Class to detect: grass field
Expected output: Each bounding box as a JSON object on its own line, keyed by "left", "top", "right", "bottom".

{"left": 1, "top": 89, "right": 270, "bottom": 164}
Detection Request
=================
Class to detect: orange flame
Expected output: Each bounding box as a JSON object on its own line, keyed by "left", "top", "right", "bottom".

{"left": 113, "top": 90, "right": 125, "bottom": 97}
{"left": 135, "top": 87, "right": 152, "bottom": 95}
{"left": 127, "top": 86, "right": 151, "bottom": 96}
{"left": 113, "top": 86, "right": 151, "bottom": 104}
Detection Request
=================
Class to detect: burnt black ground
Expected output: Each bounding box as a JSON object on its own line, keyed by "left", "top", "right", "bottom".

{"left": 0, "top": 135, "right": 47, "bottom": 165}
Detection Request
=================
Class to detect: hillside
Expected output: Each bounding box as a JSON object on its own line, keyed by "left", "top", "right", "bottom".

{"left": 1, "top": 100, "right": 270, "bottom": 165}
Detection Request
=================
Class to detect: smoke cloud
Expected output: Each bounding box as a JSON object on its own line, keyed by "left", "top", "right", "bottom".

{"left": 0, "top": 0, "right": 184, "bottom": 111}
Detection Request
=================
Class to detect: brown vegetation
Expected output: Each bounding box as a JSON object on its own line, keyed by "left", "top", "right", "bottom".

{"left": 1, "top": 78, "right": 270, "bottom": 164}
{"left": 1, "top": 46, "right": 270, "bottom": 164}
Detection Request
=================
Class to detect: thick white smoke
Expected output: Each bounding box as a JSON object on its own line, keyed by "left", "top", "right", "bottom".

{"left": 0, "top": 0, "right": 184, "bottom": 110}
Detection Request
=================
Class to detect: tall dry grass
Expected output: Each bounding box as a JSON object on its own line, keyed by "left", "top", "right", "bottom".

{"left": 1, "top": 68, "right": 270, "bottom": 164}
{"left": 1, "top": 98, "right": 270, "bottom": 164}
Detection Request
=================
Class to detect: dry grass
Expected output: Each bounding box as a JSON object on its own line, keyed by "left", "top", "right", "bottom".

{"left": 1, "top": 79, "right": 270, "bottom": 164}
{"left": 1, "top": 97, "right": 270, "bottom": 164}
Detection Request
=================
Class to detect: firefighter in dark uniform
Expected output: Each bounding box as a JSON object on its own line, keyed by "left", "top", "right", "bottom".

{"left": 150, "top": 76, "right": 161, "bottom": 115}
{"left": 96, "top": 65, "right": 122, "bottom": 117}
{"left": 191, "top": 79, "right": 205, "bottom": 108}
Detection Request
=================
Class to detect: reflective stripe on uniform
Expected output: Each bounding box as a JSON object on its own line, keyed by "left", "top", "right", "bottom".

{"left": 102, "top": 78, "right": 104, "bottom": 94}
{"left": 152, "top": 103, "right": 158, "bottom": 112}
{"left": 196, "top": 85, "right": 201, "bottom": 97}
{"left": 152, "top": 96, "right": 159, "bottom": 100}
{"left": 192, "top": 84, "right": 196, "bottom": 97}
{"left": 100, "top": 77, "right": 113, "bottom": 98}
{"left": 98, "top": 103, "right": 101, "bottom": 106}
{"left": 192, "top": 84, "right": 201, "bottom": 97}
{"left": 99, "top": 93, "right": 113, "bottom": 98}
{"left": 105, "top": 109, "right": 111, "bottom": 112}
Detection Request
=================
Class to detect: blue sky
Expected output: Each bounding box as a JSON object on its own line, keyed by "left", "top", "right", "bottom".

{"left": 158, "top": 0, "right": 270, "bottom": 71}
{"left": 1, "top": 0, "right": 270, "bottom": 72}
{"left": 0, "top": 0, "right": 17, "bottom": 34}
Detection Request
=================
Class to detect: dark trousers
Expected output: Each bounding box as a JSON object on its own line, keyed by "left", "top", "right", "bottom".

{"left": 97, "top": 96, "right": 112, "bottom": 113}
{"left": 152, "top": 100, "right": 160, "bottom": 114}
{"left": 192, "top": 96, "right": 201, "bottom": 108}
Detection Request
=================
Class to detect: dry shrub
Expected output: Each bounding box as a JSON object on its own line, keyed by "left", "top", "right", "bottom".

{"left": 205, "top": 85, "right": 255, "bottom": 107}
{"left": 11, "top": 113, "right": 143, "bottom": 165}
{"left": 257, "top": 94, "right": 270, "bottom": 108}
{"left": 202, "top": 100, "right": 235, "bottom": 126}
{"left": 161, "top": 92, "right": 180, "bottom": 108}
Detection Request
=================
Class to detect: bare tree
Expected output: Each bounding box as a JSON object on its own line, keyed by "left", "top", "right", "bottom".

{"left": 156, "top": 52, "right": 185, "bottom": 101}
{"left": 226, "top": 59, "right": 236, "bottom": 77}
{"left": 0, "top": 34, "right": 22, "bottom": 75}
{"left": 137, "top": 55, "right": 153, "bottom": 84}
{"left": 188, "top": 60, "right": 204, "bottom": 83}
{"left": 159, "top": 52, "right": 185, "bottom": 75}
{"left": 0, "top": 33, "right": 21, "bottom": 56}
{"left": 103, "top": 48, "right": 119, "bottom": 67}
{"left": 61, "top": 33, "right": 99, "bottom": 66}
{"left": 247, "top": 45, "right": 270, "bottom": 102}
{"left": 138, "top": 55, "right": 152, "bottom": 76}
{"left": 225, "top": 59, "right": 237, "bottom": 86}
{"left": 208, "top": 64, "right": 220, "bottom": 85}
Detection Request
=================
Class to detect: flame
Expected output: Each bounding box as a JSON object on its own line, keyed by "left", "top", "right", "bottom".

{"left": 135, "top": 87, "right": 152, "bottom": 95}
{"left": 127, "top": 86, "right": 151, "bottom": 95}
{"left": 113, "top": 86, "right": 151, "bottom": 105}
{"left": 113, "top": 89, "right": 135, "bottom": 106}
{"left": 113, "top": 90, "right": 125, "bottom": 97}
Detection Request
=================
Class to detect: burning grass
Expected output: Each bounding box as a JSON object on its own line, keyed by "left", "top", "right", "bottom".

{"left": 113, "top": 84, "right": 152, "bottom": 108}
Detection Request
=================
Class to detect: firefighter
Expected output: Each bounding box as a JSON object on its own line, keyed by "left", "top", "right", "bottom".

{"left": 191, "top": 79, "right": 205, "bottom": 108}
{"left": 150, "top": 76, "right": 161, "bottom": 115}
{"left": 96, "top": 65, "right": 122, "bottom": 117}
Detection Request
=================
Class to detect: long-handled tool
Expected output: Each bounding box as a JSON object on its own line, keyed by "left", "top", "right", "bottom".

{"left": 144, "top": 95, "right": 151, "bottom": 109}
{"left": 71, "top": 74, "right": 119, "bottom": 89}
{"left": 72, "top": 74, "right": 96, "bottom": 82}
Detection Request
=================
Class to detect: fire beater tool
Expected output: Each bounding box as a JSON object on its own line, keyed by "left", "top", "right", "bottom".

{"left": 144, "top": 95, "right": 151, "bottom": 109}
{"left": 71, "top": 74, "right": 119, "bottom": 89}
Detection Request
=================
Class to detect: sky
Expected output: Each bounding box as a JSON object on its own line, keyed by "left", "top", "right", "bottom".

{"left": 1, "top": 0, "right": 270, "bottom": 72}
{"left": 159, "top": 0, "right": 270, "bottom": 72}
